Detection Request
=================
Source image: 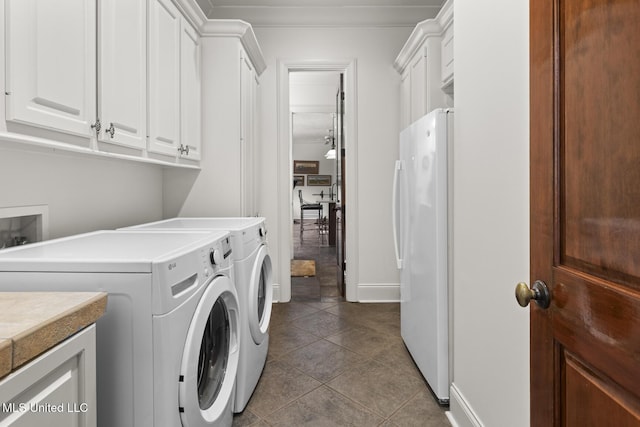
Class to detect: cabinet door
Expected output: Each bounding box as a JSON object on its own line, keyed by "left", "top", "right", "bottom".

{"left": 180, "top": 18, "right": 201, "bottom": 160}
{"left": 240, "top": 53, "right": 255, "bottom": 216}
{"left": 409, "top": 50, "right": 426, "bottom": 123}
{"left": 5, "top": 0, "right": 96, "bottom": 137}
{"left": 148, "top": 0, "right": 181, "bottom": 156}
{"left": 0, "top": 326, "right": 97, "bottom": 426}
{"left": 441, "top": 24, "right": 454, "bottom": 86}
{"left": 98, "top": 0, "right": 147, "bottom": 149}
{"left": 400, "top": 70, "right": 410, "bottom": 130}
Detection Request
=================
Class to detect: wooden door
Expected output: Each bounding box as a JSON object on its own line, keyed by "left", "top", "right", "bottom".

{"left": 529, "top": 1, "right": 640, "bottom": 426}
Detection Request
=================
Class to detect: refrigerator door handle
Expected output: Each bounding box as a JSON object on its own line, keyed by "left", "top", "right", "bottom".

{"left": 392, "top": 160, "right": 403, "bottom": 269}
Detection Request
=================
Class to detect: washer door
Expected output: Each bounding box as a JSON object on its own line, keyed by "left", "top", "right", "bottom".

{"left": 179, "top": 275, "right": 239, "bottom": 426}
{"left": 248, "top": 244, "right": 273, "bottom": 344}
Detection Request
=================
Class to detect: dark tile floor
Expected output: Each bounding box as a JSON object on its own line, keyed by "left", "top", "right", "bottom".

{"left": 232, "top": 222, "right": 450, "bottom": 426}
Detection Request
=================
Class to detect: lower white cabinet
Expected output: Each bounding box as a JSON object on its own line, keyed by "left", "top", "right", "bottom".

{"left": 0, "top": 325, "right": 97, "bottom": 427}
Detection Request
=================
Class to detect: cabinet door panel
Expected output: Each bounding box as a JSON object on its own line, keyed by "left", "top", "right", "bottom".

{"left": 5, "top": 0, "right": 96, "bottom": 137}
{"left": 400, "top": 71, "right": 410, "bottom": 130}
{"left": 99, "top": 0, "right": 147, "bottom": 149}
{"left": 180, "top": 19, "right": 201, "bottom": 160}
{"left": 441, "top": 25, "right": 454, "bottom": 85}
{"left": 240, "top": 53, "right": 255, "bottom": 216}
{"left": 148, "top": 0, "right": 181, "bottom": 156}
{"left": 409, "top": 51, "right": 426, "bottom": 123}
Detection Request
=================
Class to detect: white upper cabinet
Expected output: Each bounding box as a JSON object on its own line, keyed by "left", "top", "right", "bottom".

{"left": 148, "top": 0, "right": 181, "bottom": 157}
{"left": 441, "top": 22, "right": 454, "bottom": 89}
{"left": 409, "top": 48, "right": 427, "bottom": 124}
{"left": 98, "top": 0, "right": 147, "bottom": 149}
{"left": 5, "top": 0, "right": 96, "bottom": 137}
{"left": 180, "top": 19, "right": 202, "bottom": 161}
{"left": 394, "top": 0, "right": 453, "bottom": 129}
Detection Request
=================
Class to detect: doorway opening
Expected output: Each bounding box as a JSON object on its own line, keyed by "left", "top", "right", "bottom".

{"left": 290, "top": 71, "right": 344, "bottom": 301}
{"left": 275, "top": 59, "right": 358, "bottom": 303}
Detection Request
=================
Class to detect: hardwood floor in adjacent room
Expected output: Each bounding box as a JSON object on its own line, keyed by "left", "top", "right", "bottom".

{"left": 232, "top": 222, "right": 450, "bottom": 426}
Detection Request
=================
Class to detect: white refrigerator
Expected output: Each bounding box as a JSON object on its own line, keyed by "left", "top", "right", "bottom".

{"left": 392, "top": 108, "right": 452, "bottom": 404}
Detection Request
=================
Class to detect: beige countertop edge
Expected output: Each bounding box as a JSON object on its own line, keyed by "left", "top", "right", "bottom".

{"left": 0, "top": 339, "right": 10, "bottom": 379}
{"left": 0, "top": 292, "right": 107, "bottom": 377}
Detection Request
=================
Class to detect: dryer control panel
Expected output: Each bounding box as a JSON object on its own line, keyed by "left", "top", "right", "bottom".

{"left": 207, "top": 236, "right": 232, "bottom": 271}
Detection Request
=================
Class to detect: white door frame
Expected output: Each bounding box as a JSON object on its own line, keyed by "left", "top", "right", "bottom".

{"left": 276, "top": 59, "right": 358, "bottom": 302}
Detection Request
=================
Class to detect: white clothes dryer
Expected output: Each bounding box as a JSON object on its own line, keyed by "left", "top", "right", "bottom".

{"left": 121, "top": 217, "right": 273, "bottom": 412}
{"left": 0, "top": 230, "right": 239, "bottom": 427}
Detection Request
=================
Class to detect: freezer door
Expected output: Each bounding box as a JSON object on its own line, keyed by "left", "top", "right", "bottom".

{"left": 400, "top": 109, "right": 450, "bottom": 402}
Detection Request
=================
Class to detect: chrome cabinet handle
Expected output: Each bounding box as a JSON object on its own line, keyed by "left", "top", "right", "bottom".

{"left": 178, "top": 144, "right": 190, "bottom": 155}
{"left": 91, "top": 118, "right": 101, "bottom": 133}
{"left": 105, "top": 123, "right": 115, "bottom": 138}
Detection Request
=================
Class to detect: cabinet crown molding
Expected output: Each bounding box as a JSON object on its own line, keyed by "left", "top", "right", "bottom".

{"left": 199, "top": 19, "right": 266, "bottom": 75}
{"left": 393, "top": 0, "right": 453, "bottom": 74}
{"left": 172, "top": 0, "right": 266, "bottom": 75}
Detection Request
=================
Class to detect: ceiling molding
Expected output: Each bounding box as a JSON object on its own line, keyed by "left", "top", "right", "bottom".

{"left": 206, "top": 6, "right": 442, "bottom": 28}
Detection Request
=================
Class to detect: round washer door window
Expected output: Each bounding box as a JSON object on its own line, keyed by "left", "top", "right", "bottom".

{"left": 248, "top": 245, "right": 273, "bottom": 344}
{"left": 198, "top": 297, "right": 229, "bottom": 409}
{"left": 179, "top": 275, "right": 239, "bottom": 426}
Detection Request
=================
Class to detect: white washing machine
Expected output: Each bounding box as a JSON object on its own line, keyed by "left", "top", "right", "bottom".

{"left": 0, "top": 230, "right": 240, "bottom": 427}
{"left": 121, "top": 217, "right": 272, "bottom": 412}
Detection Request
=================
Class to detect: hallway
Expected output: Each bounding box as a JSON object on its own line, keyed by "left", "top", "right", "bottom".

{"left": 232, "top": 223, "right": 450, "bottom": 426}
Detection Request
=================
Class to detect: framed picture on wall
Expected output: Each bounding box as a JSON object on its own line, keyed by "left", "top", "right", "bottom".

{"left": 293, "top": 160, "right": 319, "bottom": 175}
{"left": 293, "top": 175, "right": 305, "bottom": 187}
{"left": 307, "top": 175, "right": 332, "bottom": 186}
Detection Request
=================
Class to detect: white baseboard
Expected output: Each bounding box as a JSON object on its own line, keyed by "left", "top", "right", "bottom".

{"left": 356, "top": 283, "right": 400, "bottom": 302}
{"left": 446, "top": 411, "right": 459, "bottom": 427}
{"left": 271, "top": 283, "right": 282, "bottom": 303}
{"left": 271, "top": 282, "right": 400, "bottom": 303}
{"left": 449, "top": 383, "right": 484, "bottom": 427}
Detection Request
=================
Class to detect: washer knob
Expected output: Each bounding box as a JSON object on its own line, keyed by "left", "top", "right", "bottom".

{"left": 259, "top": 226, "right": 267, "bottom": 237}
{"left": 210, "top": 249, "right": 223, "bottom": 266}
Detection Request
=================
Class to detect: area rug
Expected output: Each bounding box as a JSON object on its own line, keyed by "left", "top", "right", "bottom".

{"left": 291, "top": 259, "right": 316, "bottom": 277}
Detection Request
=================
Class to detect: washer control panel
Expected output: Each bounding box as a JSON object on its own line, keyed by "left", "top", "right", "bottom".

{"left": 207, "top": 236, "right": 232, "bottom": 270}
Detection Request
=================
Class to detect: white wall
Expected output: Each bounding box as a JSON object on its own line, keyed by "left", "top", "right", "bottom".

{"left": 0, "top": 146, "right": 164, "bottom": 239}
{"left": 449, "top": 0, "right": 530, "bottom": 426}
{"left": 255, "top": 26, "right": 411, "bottom": 301}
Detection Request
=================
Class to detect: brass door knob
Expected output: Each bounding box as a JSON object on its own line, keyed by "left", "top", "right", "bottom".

{"left": 515, "top": 280, "right": 550, "bottom": 309}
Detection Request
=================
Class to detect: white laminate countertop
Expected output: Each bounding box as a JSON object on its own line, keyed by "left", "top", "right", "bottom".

{"left": 0, "top": 292, "right": 107, "bottom": 379}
